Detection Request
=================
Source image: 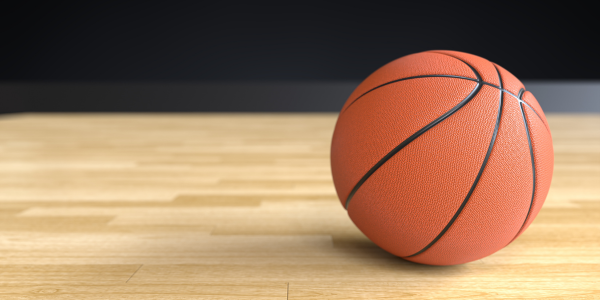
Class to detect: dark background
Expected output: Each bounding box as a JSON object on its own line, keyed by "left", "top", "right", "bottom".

{"left": 1, "top": 1, "right": 598, "bottom": 113}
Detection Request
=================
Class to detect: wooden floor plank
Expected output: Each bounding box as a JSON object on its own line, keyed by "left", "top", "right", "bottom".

{"left": 0, "top": 283, "right": 287, "bottom": 300}
{"left": 0, "top": 113, "right": 598, "bottom": 298}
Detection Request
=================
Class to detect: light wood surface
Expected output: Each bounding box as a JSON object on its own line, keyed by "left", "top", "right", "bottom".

{"left": 0, "top": 113, "right": 598, "bottom": 299}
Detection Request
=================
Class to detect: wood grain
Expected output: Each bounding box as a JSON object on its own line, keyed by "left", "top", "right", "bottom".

{"left": 0, "top": 113, "right": 598, "bottom": 299}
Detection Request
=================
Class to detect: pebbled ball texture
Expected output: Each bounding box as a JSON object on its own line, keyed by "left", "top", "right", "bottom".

{"left": 330, "top": 50, "right": 554, "bottom": 265}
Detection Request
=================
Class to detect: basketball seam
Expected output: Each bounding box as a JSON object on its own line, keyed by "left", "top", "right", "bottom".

{"left": 507, "top": 96, "right": 537, "bottom": 244}
{"left": 342, "top": 74, "right": 479, "bottom": 113}
{"left": 342, "top": 73, "right": 548, "bottom": 131}
{"left": 516, "top": 93, "right": 551, "bottom": 132}
{"left": 404, "top": 63, "right": 505, "bottom": 258}
{"left": 517, "top": 99, "right": 549, "bottom": 132}
{"left": 344, "top": 53, "right": 482, "bottom": 210}
{"left": 518, "top": 87, "right": 525, "bottom": 98}
{"left": 340, "top": 53, "right": 544, "bottom": 259}
{"left": 344, "top": 81, "right": 482, "bottom": 209}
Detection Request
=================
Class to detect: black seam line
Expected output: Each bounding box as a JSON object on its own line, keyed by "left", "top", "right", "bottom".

{"left": 405, "top": 64, "right": 505, "bottom": 258}
{"left": 342, "top": 74, "right": 477, "bottom": 113}
{"left": 454, "top": 81, "right": 544, "bottom": 121}
{"left": 513, "top": 88, "right": 550, "bottom": 132}
{"left": 341, "top": 74, "right": 547, "bottom": 130}
{"left": 486, "top": 84, "right": 549, "bottom": 133}
{"left": 512, "top": 101, "right": 537, "bottom": 242}
{"left": 344, "top": 54, "right": 482, "bottom": 210}
{"left": 344, "top": 82, "right": 482, "bottom": 209}
{"left": 484, "top": 84, "right": 545, "bottom": 125}
{"left": 518, "top": 100, "right": 548, "bottom": 130}
{"left": 430, "top": 52, "right": 481, "bottom": 81}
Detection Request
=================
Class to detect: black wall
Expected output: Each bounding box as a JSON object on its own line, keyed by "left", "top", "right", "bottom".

{"left": 0, "top": 1, "right": 597, "bottom": 113}
{"left": 2, "top": 1, "right": 597, "bottom": 81}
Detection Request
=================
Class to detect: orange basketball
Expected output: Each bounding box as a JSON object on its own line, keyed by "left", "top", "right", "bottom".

{"left": 331, "top": 50, "right": 554, "bottom": 265}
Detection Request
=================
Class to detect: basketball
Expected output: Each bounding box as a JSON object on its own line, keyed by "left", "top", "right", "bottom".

{"left": 330, "top": 50, "right": 554, "bottom": 265}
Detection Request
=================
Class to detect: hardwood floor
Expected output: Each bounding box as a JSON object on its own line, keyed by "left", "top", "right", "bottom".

{"left": 0, "top": 113, "right": 598, "bottom": 299}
